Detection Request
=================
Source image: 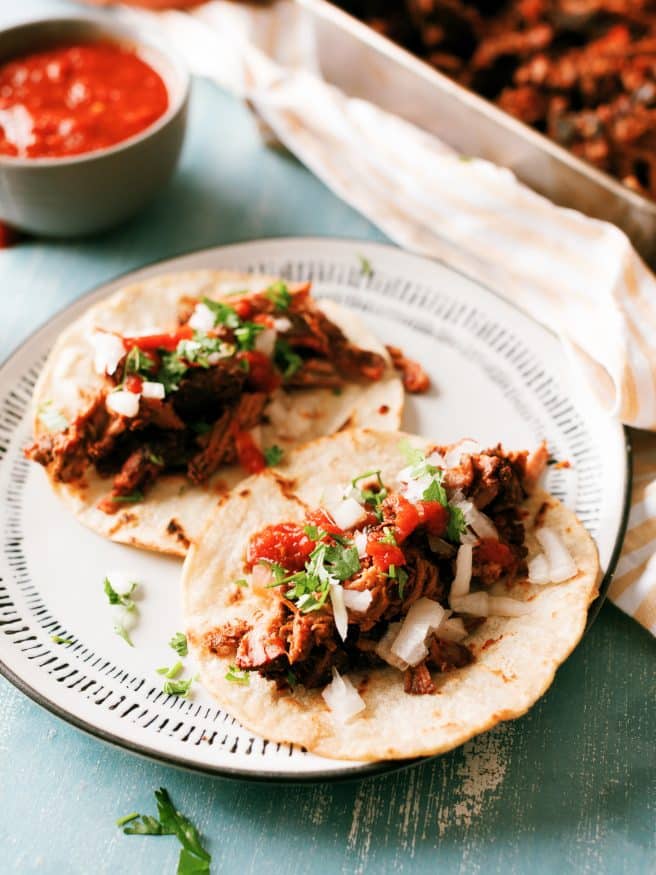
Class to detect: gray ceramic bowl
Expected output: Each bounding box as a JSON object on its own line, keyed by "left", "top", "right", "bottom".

{"left": 0, "top": 16, "right": 189, "bottom": 237}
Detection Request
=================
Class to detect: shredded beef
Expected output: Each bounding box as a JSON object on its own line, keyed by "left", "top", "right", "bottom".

{"left": 426, "top": 636, "right": 473, "bottom": 672}
{"left": 385, "top": 344, "right": 431, "bottom": 393}
{"left": 404, "top": 661, "right": 436, "bottom": 695}
{"left": 235, "top": 606, "right": 289, "bottom": 672}
{"left": 205, "top": 620, "right": 250, "bottom": 657}
{"left": 172, "top": 361, "right": 247, "bottom": 422}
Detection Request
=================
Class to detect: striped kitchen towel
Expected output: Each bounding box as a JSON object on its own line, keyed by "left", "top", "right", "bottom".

{"left": 120, "top": 0, "right": 656, "bottom": 633}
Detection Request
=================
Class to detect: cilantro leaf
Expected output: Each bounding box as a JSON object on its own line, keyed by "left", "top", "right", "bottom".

{"left": 381, "top": 527, "right": 397, "bottom": 545}
{"left": 303, "top": 524, "right": 324, "bottom": 541}
{"left": 357, "top": 254, "right": 373, "bottom": 277}
{"left": 447, "top": 505, "right": 467, "bottom": 542}
{"left": 233, "top": 579, "right": 248, "bottom": 588}
{"left": 51, "top": 634, "right": 74, "bottom": 646}
{"left": 274, "top": 339, "right": 303, "bottom": 379}
{"left": 423, "top": 475, "right": 447, "bottom": 506}
{"left": 104, "top": 578, "right": 138, "bottom": 610}
{"left": 37, "top": 400, "right": 68, "bottom": 432}
{"left": 157, "top": 661, "right": 183, "bottom": 679}
{"left": 119, "top": 788, "right": 211, "bottom": 875}
{"left": 158, "top": 350, "right": 189, "bottom": 393}
{"left": 111, "top": 490, "right": 144, "bottom": 505}
{"left": 163, "top": 677, "right": 194, "bottom": 698}
{"left": 234, "top": 322, "right": 264, "bottom": 351}
{"left": 396, "top": 567, "right": 408, "bottom": 600}
{"left": 225, "top": 664, "right": 250, "bottom": 685}
{"left": 122, "top": 346, "right": 156, "bottom": 385}
{"left": 398, "top": 438, "right": 425, "bottom": 467}
{"left": 201, "top": 296, "right": 240, "bottom": 328}
{"left": 169, "top": 632, "right": 188, "bottom": 657}
{"left": 264, "top": 280, "right": 292, "bottom": 311}
{"left": 114, "top": 623, "right": 134, "bottom": 647}
{"left": 264, "top": 445, "right": 284, "bottom": 467}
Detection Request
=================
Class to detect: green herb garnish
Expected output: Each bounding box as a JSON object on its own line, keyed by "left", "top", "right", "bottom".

{"left": 114, "top": 624, "right": 134, "bottom": 648}
{"left": 225, "top": 664, "right": 250, "bottom": 685}
{"left": 157, "top": 661, "right": 183, "bottom": 679}
{"left": 233, "top": 579, "right": 248, "bottom": 588}
{"left": 111, "top": 491, "right": 144, "bottom": 505}
{"left": 264, "top": 280, "right": 292, "bottom": 311}
{"left": 169, "top": 632, "right": 188, "bottom": 657}
{"left": 274, "top": 338, "right": 303, "bottom": 379}
{"left": 381, "top": 527, "right": 397, "bottom": 545}
{"left": 116, "top": 813, "right": 140, "bottom": 828}
{"left": 234, "top": 322, "right": 264, "bottom": 351}
{"left": 269, "top": 540, "right": 361, "bottom": 614}
{"left": 357, "top": 254, "right": 373, "bottom": 277}
{"left": 37, "top": 400, "right": 68, "bottom": 432}
{"left": 351, "top": 470, "right": 388, "bottom": 519}
{"left": 147, "top": 452, "right": 165, "bottom": 466}
{"left": 422, "top": 474, "right": 447, "bottom": 506}
{"left": 201, "top": 296, "right": 240, "bottom": 328}
{"left": 396, "top": 566, "right": 408, "bottom": 599}
{"left": 264, "top": 445, "right": 284, "bottom": 467}
{"left": 51, "top": 634, "right": 74, "bottom": 646}
{"left": 162, "top": 676, "right": 195, "bottom": 698}
{"left": 447, "top": 505, "right": 467, "bottom": 542}
{"left": 104, "top": 577, "right": 138, "bottom": 610}
{"left": 120, "top": 787, "right": 211, "bottom": 874}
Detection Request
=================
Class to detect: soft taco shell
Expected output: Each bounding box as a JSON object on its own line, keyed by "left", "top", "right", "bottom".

{"left": 31, "top": 271, "right": 403, "bottom": 556}
{"left": 183, "top": 428, "right": 600, "bottom": 762}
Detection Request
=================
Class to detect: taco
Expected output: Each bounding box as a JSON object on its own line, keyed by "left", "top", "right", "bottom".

{"left": 26, "top": 271, "right": 415, "bottom": 555}
{"left": 183, "top": 429, "right": 599, "bottom": 762}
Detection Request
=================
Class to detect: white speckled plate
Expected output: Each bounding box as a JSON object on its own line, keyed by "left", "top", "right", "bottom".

{"left": 0, "top": 238, "right": 630, "bottom": 780}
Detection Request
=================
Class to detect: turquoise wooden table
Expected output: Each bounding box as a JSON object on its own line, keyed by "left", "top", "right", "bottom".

{"left": 1, "top": 2, "right": 655, "bottom": 872}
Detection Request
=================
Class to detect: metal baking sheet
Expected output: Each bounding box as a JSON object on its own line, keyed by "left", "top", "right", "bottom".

{"left": 298, "top": 0, "right": 656, "bottom": 265}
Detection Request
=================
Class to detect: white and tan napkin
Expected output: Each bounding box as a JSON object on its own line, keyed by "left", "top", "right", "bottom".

{"left": 107, "top": 0, "right": 656, "bottom": 632}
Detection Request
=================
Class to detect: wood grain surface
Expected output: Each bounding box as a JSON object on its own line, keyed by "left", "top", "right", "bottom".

{"left": 0, "top": 3, "right": 654, "bottom": 872}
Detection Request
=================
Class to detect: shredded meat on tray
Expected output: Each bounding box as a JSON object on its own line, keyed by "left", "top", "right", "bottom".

{"left": 208, "top": 442, "right": 544, "bottom": 696}
{"left": 338, "top": 0, "right": 656, "bottom": 199}
{"left": 25, "top": 283, "right": 397, "bottom": 512}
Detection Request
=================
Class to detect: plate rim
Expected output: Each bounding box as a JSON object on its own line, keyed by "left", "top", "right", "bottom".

{"left": 0, "top": 235, "right": 632, "bottom": 782}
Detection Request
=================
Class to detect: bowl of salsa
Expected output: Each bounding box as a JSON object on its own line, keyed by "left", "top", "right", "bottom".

{"left": 0, "top": 16, "right": 189, "bottom": 237}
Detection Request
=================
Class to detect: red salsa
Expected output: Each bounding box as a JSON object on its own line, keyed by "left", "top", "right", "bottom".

{"left": 0, "top": 42, "right": 169, "bottom": 159}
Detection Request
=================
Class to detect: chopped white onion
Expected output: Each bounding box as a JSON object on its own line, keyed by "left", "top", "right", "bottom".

{"left": 353, "top": 530, "right": 368, "bottom": 559}
{"left": 90, "top": 331, "right": 125, "bottom": 376}
{"left": 110, "top": 604, "right": 137, "bottom": 632}
{"left": 254, "top": 328, "right": 277, "bottom": 357}
{"left": 401, "top": 473, "right": 435, "bottom": 503}
{"left": 375, "top": 623, "right": 408, "bottom": 670}
{"left": 428, "top": 535, "right": 456, "bottom": 556}
{"left": 106, "top": 570, "right": 136, "bottom": 596}
{"left": 343, "top": 485, "right": 365, "bottom": 504}
{"left": 391, "top": 598, "right": 446, "bottom": 666}
{"left": 188, "top": 302, "right": 216, "bottom": 332}
{"left": 454, "top": 499, "right": 499, "bottom": 540}
{"left": 321, "top": 668, "right": 366, "bottom": 723}
{"left": 450, "top": 592, "right": 489, "bottom": 616}
{"left": 488, "top": 596, "right": 532, "bottom": 617}
{"left": 330, "top": 583, "right": 348, "bottom": 641}
{"left": 450, "top": 543, "right": 473, "bottom": 598}
{"left": 251, "top": 564, "right": 273, "bottom": 595}
{"left": 141, "top": 381, "right": 165, "bottom": 400}
{"left": 342, "top": 588, "right": 372, "bottom": 613}
{"left": 426, "top": 450, "right": 446, "bottom": 467}
{"left": 435, "top": 616, "right": 468, "bottom": 642}
{"left": 272, "top": 316, "right": 292, "bottom": 333}
{"left": 329, "top": 497, "right": 368, "bottom": 531}
{"left": 106, "top": 390, "right": 140, "bottom": 418}
{"left": 528, "top": 553, "right": 551, "bottom": 584}
{"left": 536, "top": 527, "right": 578, "bottom": 582}
{"left": 444, "top": 439, "right": 480, "bottom": 469}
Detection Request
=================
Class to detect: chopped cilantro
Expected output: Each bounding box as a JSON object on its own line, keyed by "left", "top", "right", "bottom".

{"left": 157, "top": 661, "right": 183, "bottom": 679}
{"left": 179, "top": 333, "right": 229, "bottom": 367}
{"left": 264, "top": 445, "right": 284, "bottom": 467}
{"left": 423, "top": 474, "right": 447, "bottom": 506}
{"left": 352, "top": 470, "right": 387, "bottom": 518}
{"left": 111, "top": 491, "right": 144, "bottom": 505}
{"left": 238, "top": 357, "right": 250, "bottom": 372}
{"left": 37, "top": 401, "right": 68, "bottom": 432}
{"left": 234, "top": 321, "right": 264, "bottom": 351}
{"left": 225, "top": 664, "right": 250, "bottom": 685}
{"left": 357, "top": 254, "right": 373, "bottom": 277}
{"left": 120, "top": 787, "right": 211, "bottom": 874}
{"left": 169, "top": 632, "right": 188, "bottom": 656}
{"left": 398, "top": 439, "right": 438, "bottom": 479}
{"left": 147, "top": 451, "right": 164, "bottom": 466}
{"left": 122, "top": 346, "right": 156, "bottom": 383}
{"left": 201, "top": 296, "right": 240, "bottom": 328}
{"left": 158, "top": 349, "right": 189, "bottom": 393}
{"left": 264, "top": 280, "right": 292, "bottom": 311}
{"left": 51, "top": 634, "right": 74, "bottom": 646}
{"left": 114, "top": 624, "right": 134, "bottom": 647}
{"left": 286, "top": 670, "right": 297, "bottom": 687}
{"left": 303, "top": 524, "right": 324, "bottom": 541}
{"left": 234, "top": 578, "right": 248, "bottom": 588}
{"left": 274, "top": 338, "right": 303, "bottom": 379}
{"left": 332, "top": 387, "right": 343, "bottom": 396}
{"left": 104, "top": 578, "right": 138, "bottom": 610}
{"left": 447, "top": 505, "right": 467, "bottom": 542}
{"left": 381, "top": 527, "right": 397, "bottom": 545}
{"left": 162, "top": 676, "right": 195, "bottom": 698}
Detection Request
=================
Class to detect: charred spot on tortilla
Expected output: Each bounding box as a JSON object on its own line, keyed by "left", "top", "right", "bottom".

{"left": 166, "top": 518, "right": 190, "bottom": 549}
{"left": 378, "top": 404, "right": 390, "bottom": 415}
{"left": 107, "top": 511, "right": 138, "bottom": 535}
{"left": 238, "top": 488, "right": 251, "bottom": 499}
